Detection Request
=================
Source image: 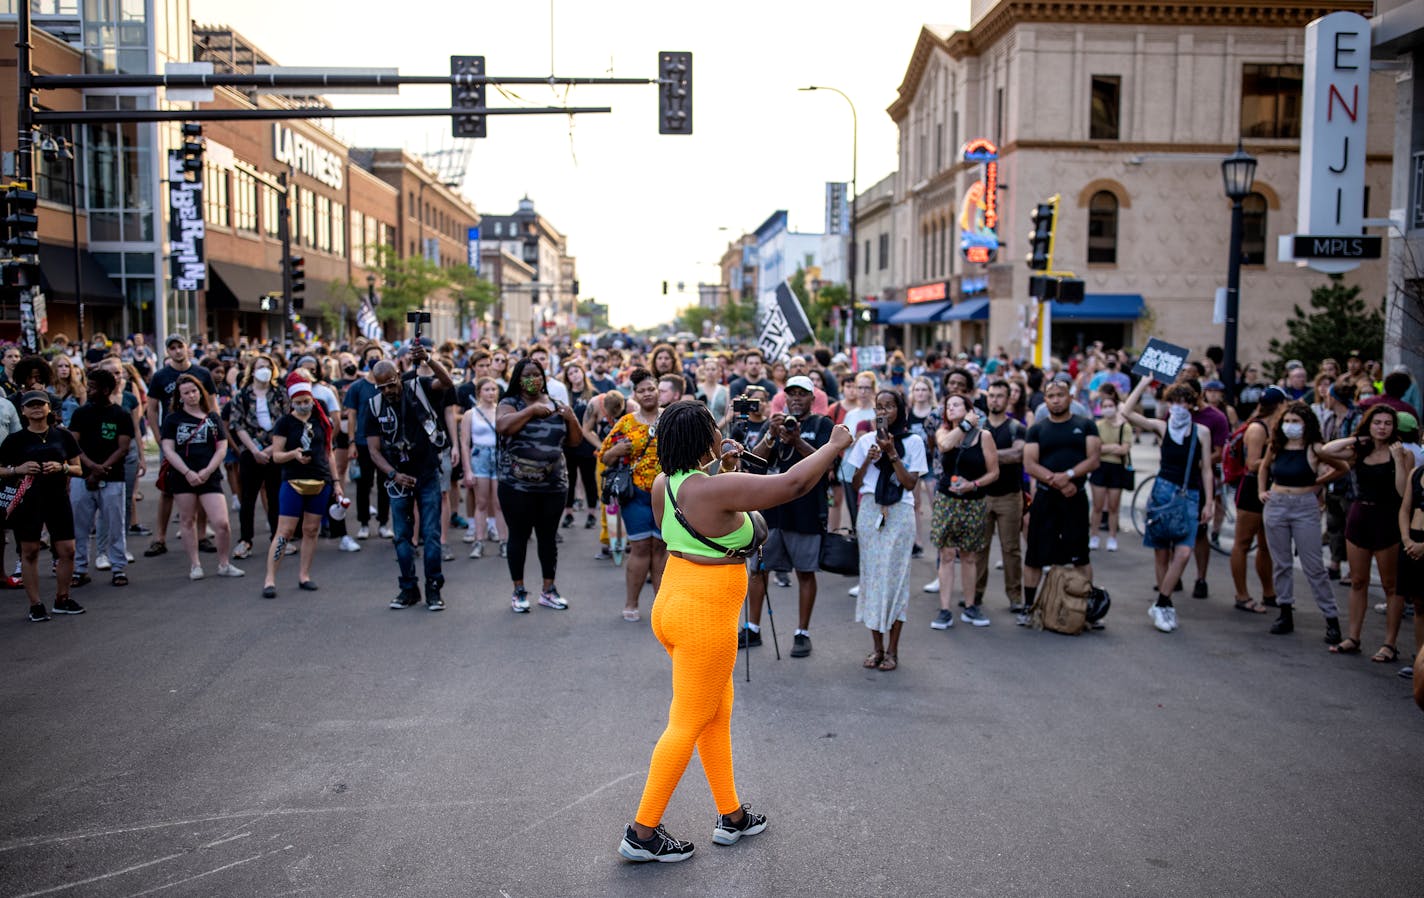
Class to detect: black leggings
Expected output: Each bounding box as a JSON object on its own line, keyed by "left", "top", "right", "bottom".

{"left": 238, "top": 450, "right": 281, "bottom": 544}
{"left": 354, "top": 444, "right": 389, "bottom": 526}
{"left": 565, "top": 451, "right": 598, "bottom": 510}
{"left": 498, "top": 483, "right": 562, "bottom": 583}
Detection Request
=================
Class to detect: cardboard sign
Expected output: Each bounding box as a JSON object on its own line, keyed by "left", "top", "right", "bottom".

{"left": 1131, "top": 337, "right": 1190, "bottom": 383}
{"left": 855, "top": 345, "right": 887, "bottom": 369}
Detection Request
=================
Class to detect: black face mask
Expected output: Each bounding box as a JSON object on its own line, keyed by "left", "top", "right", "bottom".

{"left": 344, "top": 365, "right": 358, "bottom": 376}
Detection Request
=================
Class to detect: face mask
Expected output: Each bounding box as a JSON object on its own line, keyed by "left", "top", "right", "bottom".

{"left": 1168, "top": 405, "right": 1192, "bottom": 427}
{"left": 343, "top": 365, "right": 357, "bottom": 376}
{"left": 254, "top": 368, "right": 273, "bottom": 384}
{"left": 521, "top": 377, "right": 542, "bottom": 393}
{"left": 1282, "top": 422, "right": 1304, "bottom": 440}
{"left": 1100, "top": 406, "right": 1116, "bottom": 417}
{"left": 292, "top": 402, "right": 313, "bottom": 415}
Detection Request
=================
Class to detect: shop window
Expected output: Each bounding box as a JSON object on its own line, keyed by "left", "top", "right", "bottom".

{"left": 1087, "top": 191, "right": 1118, "bottom": 264}
{"left": 1240, "top": 63, "right": 1303, "bottom": 139}
{"left": 1090, "top": 76, "right": 1120, "bottom": 140}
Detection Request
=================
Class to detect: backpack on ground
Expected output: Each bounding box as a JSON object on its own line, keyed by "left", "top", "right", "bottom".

{"left": 1029, "top": 566, "right": 1094, "bottom": 635}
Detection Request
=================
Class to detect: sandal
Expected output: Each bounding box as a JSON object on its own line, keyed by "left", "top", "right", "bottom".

{"left": 1371, "top": 644, "right": 1399, "bottom": 663}
{"left": 863, "top": 651, "right": 884, "bottom": 669}
{"left": 1330, "top": 637, "right": 1362, "bottom": 655}
{"left": 877, "top": 653, "right": 898, "bottom": 672}
{"left": 622, "top": 608, "right": 640, "bottom": 622}
{"left": 1234, "top": 598, "right": 1269, "bottom": 614}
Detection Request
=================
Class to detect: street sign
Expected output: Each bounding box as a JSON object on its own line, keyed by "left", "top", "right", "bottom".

{"left": 1131, "top": 337, "right": 1190, "bottom": 383}
{"left": 1291, "top": 234, "right": 1382, "bottom": 259}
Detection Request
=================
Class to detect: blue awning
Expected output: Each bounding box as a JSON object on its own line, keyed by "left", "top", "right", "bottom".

{"left": 1052, "top": 293, "right": 1145, "bottom": 321}
{"left": 866, "top": 301, "right": 903, "bottom": 324}
{"left": 888, "top": 300, "right": 953, "bottom": 324}
{"left": 940, "top": 298, "right": 990, "bottom": 321}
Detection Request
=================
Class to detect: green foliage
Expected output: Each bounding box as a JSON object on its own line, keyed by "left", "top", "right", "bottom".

{"left": 445, "top": 265, "right": 499, "bottom": 333}
{"left": 720, "top": 291, "right": 757, "bottom": 339}
{"left": 335, "top": 245, "right": 458, "bottom": 326}
{"left": 578, "top": 298, "right": 610, "bottom": 332}
{"left": 789, "top": 267, "right": 846, "bottom": 345}
{"left": 1266, "top": 276, "right": 1384, "bottom": 379}
{"left": 677, "top": 304, "right": 716, "bottom": 338}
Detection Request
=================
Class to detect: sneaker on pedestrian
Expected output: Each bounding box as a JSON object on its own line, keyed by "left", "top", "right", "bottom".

{"left": 499, "top": 541, "right": 508, "bottom": 559}
{"left": 618, "top": 824, "right": 695, "bottom": 863}
{"left": 143, "top": 541, "right": 167, "bottom": 557}
{"left": 922, "top": 577, "right": 940, "bottom": 593}
{"left": 511, "top": 587, "right": 531, "bottom": 613}
{"left": 125, "top": 550, "right": 134, "bottom": 563}
{"left": 52, "top": 597, "right": 85, "bottom": 615}
{"left": 216, "top": 562, "right": 245, "bottom": 578}
{"left": 441, "top": 543, "right": 455, "bottom": 562}
{"left": 585, "top": 513, "right": 597, "bottom": 529}
{"left": 539, "top": 586, "right": 568, "bottom": 610}
{"left": 389, "top": 587, "right": 420, "bottom": 609}
{"left": 848, "top": 584, "right": 860, "bottom": 597}
{"left": 469, "top": 540, "right": 484, "bottom": 559}
{"left": 95, "top": 555, "right": 111, "bottom": 571}
{"left": 451, "top": 513, "right": 469, "bottom": 529}
{"left": 1106, "top": 537, "right": 1119, "bottom": 552}
{"left": 1149, "top": 604, "right": 1173, "bottom": 633}
{"left": 1192, "top": 579, "right": 1209, "bottom": 599}
{"left": 339, "top": 536, "right": 362, "bottom": 553}
{"left": 1015, "top": 611, "right": 1031, "bottom": 626}
{"left": 357, "top": 525, "right": 370, "bottom": 540}
{"left": 1088, "top": 535, "right": 1100, "bottom": 550}
{"left": 562, "top": 512, "right": 575, "bottom": 528}
{"left": 790, "top": 633, "right": 811, "bottom": 657}
{"left": 1164, "top": 607, "right": 1179, "bottom": 630}
{"left": 128, "top": 523, "right": 153, "bottom": 537}
{"left": 426, "top": 586, "right": 445, "bottom": 612}
{"left": 911, "top": 544, "right": 924, "bottom": 559}
{"left": 737, "top": 626, "right": 762, "bottom": 648}
{"left": 931, "top": 608, "right": 955, "bottom": 630}
{"left": 774, "top": 572, "right": 791, "bottom": 588}
{"left": 189, "top": 564, "right": 205, "bottom": 581}
{"left": 593, "top": 546, "right": 611, "bottom": 561}
{"left": 1400, "top": 666, "right": 1415, "bottom": 680}
{"left": 28, "top": 602, "right": 49, "bottom": 622}
{"left": 712, "top": 805, "right": 768, "bottom": 846}
{"left": 462, "top": 526, "right": 477, "bottom": 543}
{"left": 197, "top": 536, "right": 217, "bottom": 554}
{"left": 378, "top": 524, "right": 394, "bottom": 539}
{"left": 961, "top": 604, "right": 991, "bottom": 627}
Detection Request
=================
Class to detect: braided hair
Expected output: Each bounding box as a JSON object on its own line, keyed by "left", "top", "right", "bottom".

{"left": 657, "top": 399, "right": 719, "bottom": 475}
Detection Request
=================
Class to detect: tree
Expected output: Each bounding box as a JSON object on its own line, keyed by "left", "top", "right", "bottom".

{"left": 336, "top": 245, "right": 452, "bottom": 326}
{"left": 720, "top": 290, "right": 757, "bottom": 339}
{"left": 1266, "top": 275, "right": 1384, "bottom": 379}
{"left": 578, "top": 298, "right": 610, "bottom": 332}
{"left": 446, "top": 265, "right": 499, "bottom": 336}
{"left": 676, "top": 304, "right": 716, "bottom": 338}
{"left": 788, "top": 267, "right": 846, "bottom": 346}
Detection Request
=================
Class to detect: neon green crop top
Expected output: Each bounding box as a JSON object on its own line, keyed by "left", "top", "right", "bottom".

{"left": 662, "top": 470, "right": 755, "bottom": 557}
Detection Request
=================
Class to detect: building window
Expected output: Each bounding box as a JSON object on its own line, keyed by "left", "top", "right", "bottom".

{"left": 995, "top": 87, "right": 1005, "bottom": 147}
{"left": 1241, "top": 193, "right": 1267, "bottom": 265}
{"left": 864, "top": 239, "right": 871, "bottom": 276}
{"left": 233, "top": 169, "right": 257, "bottom": 233}
{"left": 366, "top": 217, "right": 379, "bottom": 265}
{"left": 298, "top": 188, "right": 315, "bottom": 248}
{"left": 878, "top": 233, "right": 889, "bottom": 271}
{"left": 921, "top": 225, "right": 929, "bottom": 279}
{"left": 203, "top": 162, "right": 229, "bottom": 227}
{"left": 1090, "top": 76, "right": 1121, "bottom": 140}
{"left": 315, "top": 195, "right": 331, "bottom": 252}
{"left": 332, "top": 201, "right": 346, "bottom": 258}
{"left": 1087, "top": 191, "right": 1119, "bottom": 264}
{"left": 1241, "top": 63, "right": 1303, "bottom": 139}
{"left": 351, "top": 209, "right": 364, "bottom": 258}
{"left": 262, "top": 183, "right": 279, "bottom": 237}
{"left": 935, "top": 123, "right": 943, "bottom": 172}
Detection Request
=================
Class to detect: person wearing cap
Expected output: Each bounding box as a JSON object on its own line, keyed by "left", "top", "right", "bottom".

{"left": 159, "top": 374, "right": 241, "bottom": 582}
{"left": 1, "top": 390, "right": 85, "bottom": 621}
{"left": 1398, "top": 412, "right": 1424, "bottom": 467}
{"left": 738, "top": 375, "right": 834, "bottom": 657}
{"left": 767, "top": 357, "right": 828, "bottom": 416}
{"left": 144, "top": 334, "right": 218, "bottom": 559}
{"left": 260, "top": 372, "right": 341, "bottom": 599}
{"left": 1229, "top": 386, "right": 1287, "bottom": 613}
{"left": 67, "top": 367, "right": 134, "bottom": 589}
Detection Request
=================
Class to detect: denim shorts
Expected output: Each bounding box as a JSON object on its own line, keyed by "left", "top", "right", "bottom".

{"left": 622, "top": 486, "right": 661, "bottom": 542}
{"left": 469, "top": 444, "right": 497, "bottom": 479}
{"left": 278, "top": 481, "right": 332, "bottom": 518}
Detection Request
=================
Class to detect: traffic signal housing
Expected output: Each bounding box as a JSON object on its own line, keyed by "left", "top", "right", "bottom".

{"left": 288, "top": 255, "right": 305, "bottom": 310}
{"left": 179, "top": 123, "right": 204, "bottom": 175}
{"left": 1026, "top": 201, "right": 1056, "bottom": 271}
{"left": 658, "top": 51, "right": 692, "bottom": 135}
{"left": 3, "top": 185, "right": 39, "bottom": 256}
{"left": 451, "top": 56, "right": 487, "bottom": 139}
{"left": 1028, "top": 275, "right": 1085, "bottom": 304}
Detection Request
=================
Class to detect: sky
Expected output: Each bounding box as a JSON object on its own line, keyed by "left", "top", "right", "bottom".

{"left": 191, "top": 0, "right": 972, "bottom": 328}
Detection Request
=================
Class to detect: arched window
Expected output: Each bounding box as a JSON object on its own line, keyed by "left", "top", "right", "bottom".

{"left": 1242, "top": 193, "right": 1268, "bottom": 265}
{"left": 1087, "top": 191, "right": 1119, "bottom": 264}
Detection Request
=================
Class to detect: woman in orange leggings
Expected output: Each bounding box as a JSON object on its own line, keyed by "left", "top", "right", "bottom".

{"left": 619, "top": 400, "right": 851, "bottom": 863}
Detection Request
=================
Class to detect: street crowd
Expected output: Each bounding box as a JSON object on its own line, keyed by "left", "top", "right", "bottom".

{"left": 5, "top": 329, "right": 1423, "bottom": 706}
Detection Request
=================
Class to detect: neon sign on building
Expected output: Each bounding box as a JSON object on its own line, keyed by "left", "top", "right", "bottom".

{"left": 959, "top": 138, "right": 999, "bottom": 265}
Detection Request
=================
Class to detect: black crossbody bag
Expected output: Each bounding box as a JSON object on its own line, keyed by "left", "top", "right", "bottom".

{"left": 666, "top": 479, "right": 767, "bottom": 559}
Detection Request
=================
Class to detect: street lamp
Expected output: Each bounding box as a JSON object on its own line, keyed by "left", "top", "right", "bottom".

{"left": 1220, "top": 141, "right": 1257, "bottom": 403}
{"left": 800, "top": 85, "right": 857, "bottom": 352}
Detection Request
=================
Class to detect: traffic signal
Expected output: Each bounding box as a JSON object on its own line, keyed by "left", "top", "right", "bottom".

{"left": 658, "top": 51, "right": 692, "bottom": 135}
{"left": 179, "top": 123, "right": 204, "bottom": 175}
{"left": 288, "top": 255, "right": 305, "bottom": 310}
{"left": 1028, "top": 275, "right": 1085, "bottom": 304}
{"left": 3, "top": 185, "right": 39, "bottom": 256}
{"left": 662, "top": 280, "right": 668, "bottom": 295}
{"left": 1026, "top": 201, "right": 1055, "bottom": 271}
{"left": 450, "top": 55, "right": 487, "bottom": 139}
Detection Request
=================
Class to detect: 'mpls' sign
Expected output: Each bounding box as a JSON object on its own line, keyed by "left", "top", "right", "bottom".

{"left": 1297, "top": 11, "right": 1370, "bottom": 274}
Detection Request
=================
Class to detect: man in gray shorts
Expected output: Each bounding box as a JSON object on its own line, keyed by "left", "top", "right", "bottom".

{"left": 738, "top": 376, "right": 834, "bottom": 658}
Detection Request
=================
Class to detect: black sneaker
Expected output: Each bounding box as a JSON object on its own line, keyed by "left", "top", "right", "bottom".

{"left": 960, "top": 604, "right": 990, "bottom": 627}
{"left": 712, "top": 805, "right": 768, "bottom": 846}
{"left": 737, "top": 626, "right": 762, "bottom": 648}
{"left": 1192, "top": 579, "right": 1209, "bottom": 599}
{"left": 618, "top": 824, "right": 695, "bottom": 863}
{"left": 52, "top": 597, "right": 85, "bottom": 615}
{"left": 389, "top": 587, "right": 420, "bottom": 609}
{"left": 1173, "top": 578, "right": 1184, "bottom": 592}
{"left": 1324, "top": 618, "right": 1342, "bottom": 645}
{"left": 426, "top": 587, "right": 444, "bottom": 612}
{"left": 585, "top": 513, "right": 597, "bottom": 529}
{"left": 930, "top": 608, "right": 955, "bottom": 630}
{"left": 127, "top": 523, "right": 153, "bottom": 537}
{"left": 790, "top": 633, "right": 811, "bottom": 657}
{"left": 143, "top": 541, "right": 167, "bottom": 557}
{"left": 71, "top": 572, "right": 91, "bottom": 588}
{"left": 261, "top": 586, "right": 277, "bottom": 599}
{"left": 197, "top": 537, "right": 217, "bottom": 554}
{"left": 561, "top": 513, "right": 574, "bottom": 528}
{"left": 911, "top": 543, "right": 924, "bottom": 559}
{"left": 28, "top": 602, "right": 50, "bottom": 622}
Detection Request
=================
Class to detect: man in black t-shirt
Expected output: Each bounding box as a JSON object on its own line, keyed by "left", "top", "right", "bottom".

{"left": 1021, "top": 379, "right": 1101, "bottom": 622}
{"left": 728, "top": 348, "right": 778, "bottom": 401}
{"left": 974, "top": 380, "right": 1027, "bottom": 611}
{"left": 143, "top": 334, "right": 218, "bottom": 556}
{"left": 739, "top": 376, "right": 832, "bottom": 658}
{"left": 69, "top": 368, "right": 134, "bottom": 586}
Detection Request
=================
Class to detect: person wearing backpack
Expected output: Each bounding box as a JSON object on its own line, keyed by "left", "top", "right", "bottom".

{"left": 1228, "top": 386, "right": 1287, "bottom": 613}
{"left": 1118, "top": 378, "right": 1215, "bottom": 632}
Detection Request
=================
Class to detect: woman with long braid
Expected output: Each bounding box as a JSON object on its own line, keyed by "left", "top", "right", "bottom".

{"left": 619, "top": 400, "right": 851, "bottom": 863}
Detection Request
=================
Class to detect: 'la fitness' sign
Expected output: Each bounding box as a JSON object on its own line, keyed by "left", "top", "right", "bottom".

{"left": 273, "top": 125, "right": 345, "bottom": 191}
{"left": 1295, "top": 11, "right": 1375, "bottom": 274}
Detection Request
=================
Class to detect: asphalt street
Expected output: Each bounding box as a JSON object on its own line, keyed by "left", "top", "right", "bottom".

{"left": 1, "top": 455, "right": 1421, "bottom": 897}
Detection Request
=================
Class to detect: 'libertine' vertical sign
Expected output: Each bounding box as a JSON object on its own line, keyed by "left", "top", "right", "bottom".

{"left": 1297, "top": 11, "right": 1371, "bottom": 274}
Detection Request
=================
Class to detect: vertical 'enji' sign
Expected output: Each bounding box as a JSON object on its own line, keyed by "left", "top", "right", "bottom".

{"left": 1297, "top": 11, "right": 1371, "bottom": 274}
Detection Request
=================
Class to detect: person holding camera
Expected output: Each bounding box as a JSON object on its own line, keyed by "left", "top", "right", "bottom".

{"left": 260, "top": 374, "right": 341, "bottom": 599}
{"left": 496, "top": 357, "right": 581, "bottom": 613}
{"left": 363, "top": 345, "right": 456, "bottom": 612}
{"left": 738, "top": 376, "right": 834, "bottom": 657}
{"left": 618, "top": 399, "right": 852, "bottom": 863}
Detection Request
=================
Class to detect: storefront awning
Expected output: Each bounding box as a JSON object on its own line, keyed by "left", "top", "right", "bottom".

{"left": 208, "top": 261, "right": 282, "bottom": 313}
{"left": 36, "top": 243, "right": 125, "bottom": 306}
{"left": 940, "top": 298, "right": 990, "bottom": 321}
{"left": 1052, "top": 294, "right": 1145, "bottom": 321}
{"left": 888, "top": 300, "right": 953, "bottom": 324}
{"left": 865, "top": 301, "right": 903, "bottom": 325}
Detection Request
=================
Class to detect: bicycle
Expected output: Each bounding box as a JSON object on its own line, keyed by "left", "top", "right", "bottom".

{"left": 1129, "top": 474, "right": 1236, "bottom": 556}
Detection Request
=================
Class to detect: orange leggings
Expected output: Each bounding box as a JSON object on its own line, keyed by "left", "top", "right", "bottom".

{"left": 633, "top": 556, "right": 747, "bottom": 827}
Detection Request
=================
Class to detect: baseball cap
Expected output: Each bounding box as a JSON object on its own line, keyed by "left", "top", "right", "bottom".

{"left": 1398, "top": 412, "right": 1419, "bottom": 434}
{"left": 1259, "top": 385, "right": 1288, "bottom": 408}
{"left": 165, "top": 333, "right": 187, "bottom": 348}
{"left": 784, "top": 375, "right": 815, "bottom": 393}
{"left": 1204, "top": 379, "right": 1225, "bottom": 391}
{"left": 19, "top": 390, "right": 49, "bottom": 406}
